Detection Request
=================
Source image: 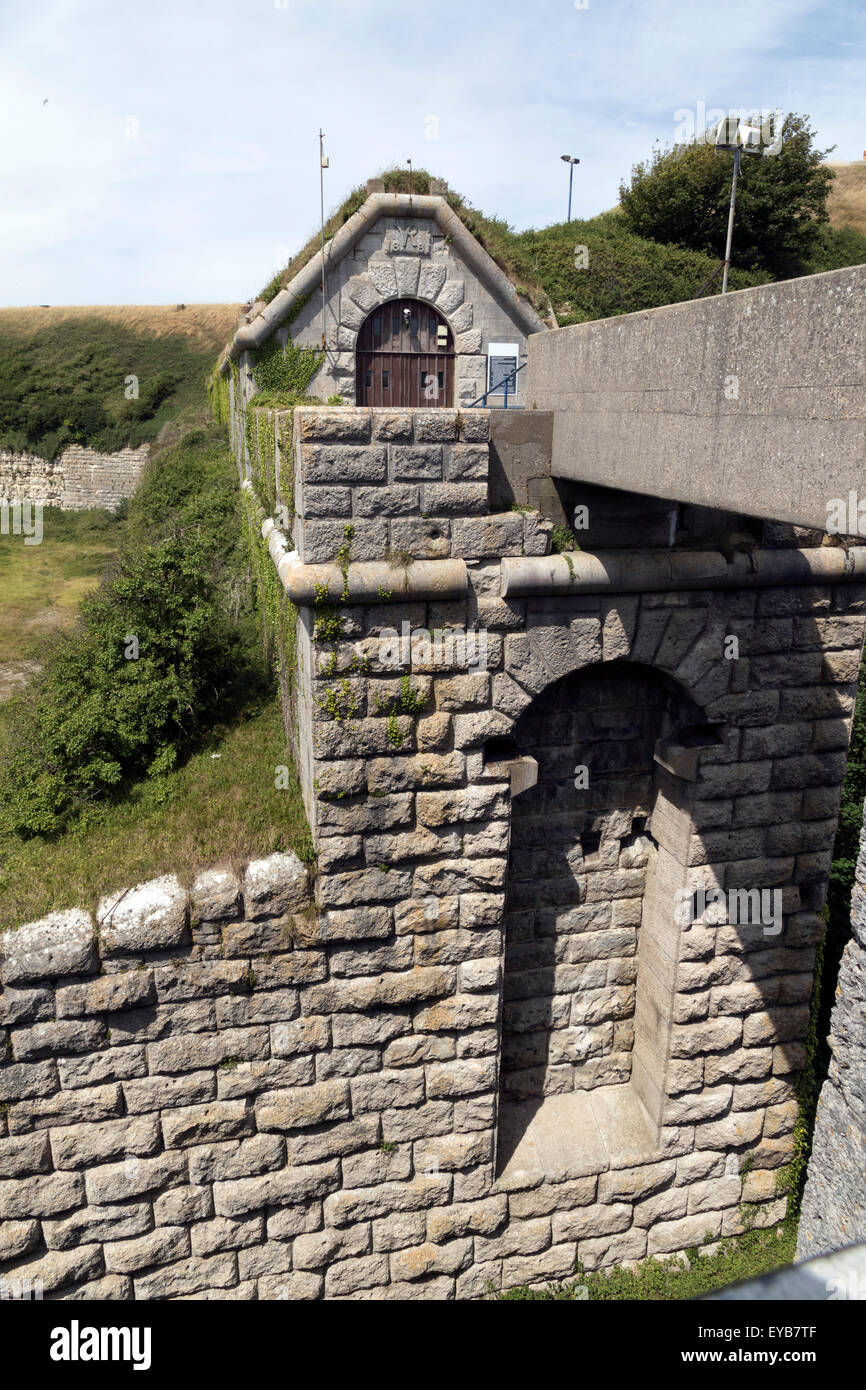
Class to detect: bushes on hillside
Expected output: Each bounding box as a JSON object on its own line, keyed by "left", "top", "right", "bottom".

{"left": 514, "top": 213, "right": 769, "bottom": 324}
{"left": 0, "top": 431, "right": 262, "bottom": 837}
{"left": 619, "top": 114, "right": 834, "bottom": 280}
{"left": 0, "top": 320, "right": 213, "bottom": 460}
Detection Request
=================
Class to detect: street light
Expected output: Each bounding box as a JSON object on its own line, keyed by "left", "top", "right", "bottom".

{"left": 319, "top": 129, "right": 328, "bottom": 347}
{"left": 709, "top": 117, "right": 762, "bottom": 293}
{"left": 561, "top": 154, "right": 580, "bottom": 222}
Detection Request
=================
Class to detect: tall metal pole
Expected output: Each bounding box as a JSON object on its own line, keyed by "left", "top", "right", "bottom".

{"left": 567, "top": 161, "right": 574, "bottom": 222}
{"left": 319, "top": 129, "right": 327, "bottom": 348}
{"left": 721, "top": 146, "right": 741, "bottom": 295}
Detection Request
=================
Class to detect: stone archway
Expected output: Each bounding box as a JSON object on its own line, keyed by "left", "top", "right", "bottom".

{"left": 495, "top": 658, "right": 712, "bottom": 1176}
{"left": 329, "top": 263, "right": 483, "bottom": 404}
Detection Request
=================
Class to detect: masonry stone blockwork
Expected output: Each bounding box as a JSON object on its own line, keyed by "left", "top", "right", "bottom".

{"left": 228, "top": 190, "right": 547, "bottom": 420}
{"left": 0, "top": 444, "right": 149, "bottom": 512}
{"left": 1, "top": 402, "right": 864, "bottom": 1300}
{"left": 797, "top": 816, "right": 866, "bottom": 1260}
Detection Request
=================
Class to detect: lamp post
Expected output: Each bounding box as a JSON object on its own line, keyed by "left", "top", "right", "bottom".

{"left": 561, "top": 154, "right": 580, "bottom": 222}
{"left": 709, "top": 117, "right": 761, "bottom": 294}
{"left": 319, "top": 129, "right": 328, "bottom": 347}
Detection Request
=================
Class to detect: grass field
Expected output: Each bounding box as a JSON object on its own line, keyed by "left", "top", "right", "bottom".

{"left": 0, "top": 303, "right": 240, "bottom": 348}
{"left": 0, "top": 693, "right": 312, "bottom": 927}
{"left": 826, "top": 161, "right": 866, "bottom": 235}
{"left": 0, "top": 508, "right": 121, "bottom": 704}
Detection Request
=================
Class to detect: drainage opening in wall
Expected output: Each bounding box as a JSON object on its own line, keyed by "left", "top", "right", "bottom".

{"left": 494, "top": 661, "right": 708, "bottom": 1183}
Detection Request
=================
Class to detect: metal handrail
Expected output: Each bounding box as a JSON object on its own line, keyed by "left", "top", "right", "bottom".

{"left": 468, "top": 360, "right": 527, "bottom": 409}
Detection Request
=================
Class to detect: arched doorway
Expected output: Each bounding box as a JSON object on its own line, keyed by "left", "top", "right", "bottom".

{"left": 355, "top": 299, "right": 454, "bottom": 407}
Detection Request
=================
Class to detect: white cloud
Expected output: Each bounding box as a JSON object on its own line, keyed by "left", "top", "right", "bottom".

{"left": 0, "top": 0, "right": 862, "bottom": 303}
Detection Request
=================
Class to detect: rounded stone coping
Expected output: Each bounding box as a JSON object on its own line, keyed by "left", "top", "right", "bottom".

{"left": 0, "top": 853, "right": 311, "bottom": 983}
{"left": 501, "top": 546, "right": 866, "bottom": 597}
{"left": 219, "top": 192, "right": 547, "bottom": 371}
{"left": 261, "top": 516, "right": 468, "bottom": 605}
{"left": 0, "top": 909, "right": 97, "bottom": 985}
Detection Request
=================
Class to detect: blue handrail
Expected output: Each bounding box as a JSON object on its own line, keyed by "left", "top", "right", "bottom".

{"left": 468, "top": 360, "right": 527, "bottom": 409}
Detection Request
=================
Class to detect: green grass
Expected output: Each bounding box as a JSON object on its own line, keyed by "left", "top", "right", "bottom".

{"left": 0, "top": 508, "right": 122, "bottom": 667}
{"left": 0, "top": 426, "right": 313, "bottom": 923}
{"left": 259, "top": 163, "right": 866, "bottom": 334}
{"left": 500, "top": 1224, "right": 796, "bottom": 1300}
{"left": 257, "top": 167, "right": 772, "bottom": 324}
{"left": 0, "top": 693, "right": 312, "bottom": 929}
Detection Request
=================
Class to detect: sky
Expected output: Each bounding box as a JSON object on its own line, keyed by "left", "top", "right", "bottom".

{"left": 1, "top": 0, "right": 863, "bottom": 305}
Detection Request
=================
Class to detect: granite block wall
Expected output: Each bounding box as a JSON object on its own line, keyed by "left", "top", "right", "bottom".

{"left": 797, "top": 813, "right": 866, "bottom": 1261}
{"left": 2, "top": 404, "right": 864, "bottom": 1300}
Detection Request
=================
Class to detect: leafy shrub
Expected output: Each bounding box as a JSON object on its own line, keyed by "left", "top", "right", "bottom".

{"left": 619, "top": 113, "right": 834, "bottom": 279}
{"left": 806, "top": 222, "right": 866, "bottom": 273}
{"left": 0, "top": 430, "right": 263, "bottom": 836}
{"left": 514, "top": 212, "right": 768, "bottom": 324}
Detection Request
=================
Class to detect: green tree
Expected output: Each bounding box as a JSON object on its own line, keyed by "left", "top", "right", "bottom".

{"left": 619, "top": 114, "right": 835, "bottom": 279}
{"left": 0, "top": 431, "right": 261, "bottom": 837}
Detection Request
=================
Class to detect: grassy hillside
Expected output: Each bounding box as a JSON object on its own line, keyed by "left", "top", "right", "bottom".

{"left": 0, "top": 426, "right": 311, "bottom": 927}
{"left": 255, "top": 159, "right": 866, "bottom": 338}
{"left": 0, "top": 304, "right": 239, "bottom": 460}
{"left": 826, "top": 161, "right": 866, "bottom": 234}
{"left": 0, "top": 693, "right": 308, "bottom": 926}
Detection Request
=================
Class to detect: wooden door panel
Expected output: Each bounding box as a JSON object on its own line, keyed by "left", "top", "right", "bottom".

{"left": 355, "top": 298, "right": 455, "bottom": 406}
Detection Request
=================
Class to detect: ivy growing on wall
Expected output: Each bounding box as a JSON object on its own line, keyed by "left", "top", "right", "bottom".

{"left": 208, "top": 370, "right": 231, "bottom": 427}
{"left": 251, "top": 337, "right": 324, "bottom": 399}
{"left": 241, "top": 483, "right": 299, "bottom": 712}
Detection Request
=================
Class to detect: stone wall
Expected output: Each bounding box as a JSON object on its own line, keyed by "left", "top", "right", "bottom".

{"left": 3, "top": 403, "right": 864, "bottom": 1300}
{"left": 0, "top": 444, "right": 149, "bottom": 512}
{"left": 0, "top": 845, "right": 814, "bottom": 1303}
{"left": 796, "top": 812, "right": 866, "bottom": 1261}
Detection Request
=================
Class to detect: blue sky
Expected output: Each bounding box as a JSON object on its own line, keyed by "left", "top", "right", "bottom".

{"left": 1, "top": 0, "right": 863, "bottom": 305}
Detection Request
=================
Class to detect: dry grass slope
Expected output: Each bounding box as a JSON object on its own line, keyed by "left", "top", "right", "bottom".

{"left": 826, "top": 162, "right": 866, "bottom": 235}
{"left": 0, "top": 303, "right": 241, "bottom": 351}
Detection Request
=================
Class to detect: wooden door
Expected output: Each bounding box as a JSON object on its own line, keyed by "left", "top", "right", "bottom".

{"left": 356, "top": 298, "right": 454, "bottom": 407}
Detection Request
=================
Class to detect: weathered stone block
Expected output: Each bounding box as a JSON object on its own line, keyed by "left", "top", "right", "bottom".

{"left": 243, "top": 852, "right": 309, "bottom": 919}
{"left": 0, "top": 910, "right": 97, "bottom": 984}
{"left": 256, "top": 1080, "right": 351, "bottom": 1132}
{"left": 50, "top": 1115, "right": 161, "bottom": 1170}
{"left": 55, "top": 972, "right": 155, "bottom": 1019}
{"left": 99, "top": 876, "right": 188, "bottom": 955}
